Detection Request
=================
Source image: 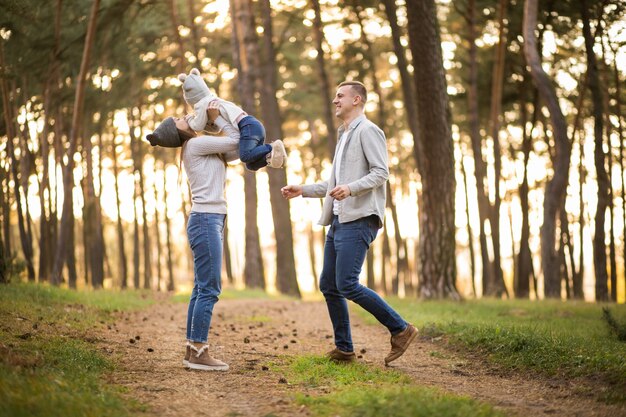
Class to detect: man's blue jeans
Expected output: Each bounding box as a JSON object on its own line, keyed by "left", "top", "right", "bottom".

{"left": 238, "top": 116, "right": 271, "bottom": 171}
{"left": 319, "top": 215, "right": 407, "bottom": 352}
{"left": 186, "top": 212, "right": 225, "bottom": 343}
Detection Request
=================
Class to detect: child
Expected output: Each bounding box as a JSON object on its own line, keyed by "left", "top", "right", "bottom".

{"left": 178, "top": 68, "right": 286, "bottom": 170}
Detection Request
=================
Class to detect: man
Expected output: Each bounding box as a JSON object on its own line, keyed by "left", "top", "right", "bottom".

{"left": 281, "top": 81, "right": 417, "bottom": 365}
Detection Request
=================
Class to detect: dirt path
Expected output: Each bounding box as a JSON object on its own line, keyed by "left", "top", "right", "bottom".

{"left": 98, "top": 298, "right": 625, "bottom": 417}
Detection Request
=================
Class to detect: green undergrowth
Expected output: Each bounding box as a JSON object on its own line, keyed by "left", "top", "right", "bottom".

{"left": 367, "top": 298, "right": 626, "bottom": 403}
{"left": 274, "top": 355, "right": 506, "bottom": 417}
{"left": 0, "top": 282, "right": 153, "bottom": 417}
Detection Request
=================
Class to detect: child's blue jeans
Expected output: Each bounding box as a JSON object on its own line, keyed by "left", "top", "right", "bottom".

{"left": 238, "top": 116, "right": 272, "bottom": 171}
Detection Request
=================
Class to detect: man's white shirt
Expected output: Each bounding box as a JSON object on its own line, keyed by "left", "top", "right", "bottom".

{"left": 333, "top": 129, "right": 349, "bottom": 215}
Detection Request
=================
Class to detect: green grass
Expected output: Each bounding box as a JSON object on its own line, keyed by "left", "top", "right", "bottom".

{"left": 365, "top": 298, "right": 626, "bottom": 402}
{"left": 275, "top": 355, "right": 505, "bottom": 417}
{"left": 0, "top": 282, "right": 154, "bottom": 417}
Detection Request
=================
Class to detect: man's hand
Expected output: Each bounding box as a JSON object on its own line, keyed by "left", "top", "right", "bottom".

{"left": 207, "top": 100, "right": 220, "bottom": 122}
{"left": 281, "top": 185, "right": 303, "bottom": 199}
{"left": 329, "top": 185, "right": 351, "bottom": 201}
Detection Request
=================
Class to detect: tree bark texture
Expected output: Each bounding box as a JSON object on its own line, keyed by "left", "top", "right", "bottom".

{"left": 258, "top": 0, "right": 301, "bottom": 297}
{"left": 381, "top": 0, "right": 424, "bottom": 173}
{"left": 406, "top": 0, "right": 459, "bottom": 299}
{"left": 460, "top": 156, "right": 477, "bottom": 297}
{"left": 607, "top": 38, "right": 625, "bottom": 303}
{"left": 523, "top": 0, "right": 571, "bottom": 298}
{"left": 310, "top": 0, "right": 336, "bottom": 159}
{"left": 486, "top": 0, "right": 508, "bottom": 297}
{"left": 0, "top": 44, "right": 35, "bottom": 282}
{"left": 51, "top": 0, "right": 101, "bottom": 286}
{"left": 515, "top": 86, "right": 536, "bottom": 299}
{"left": 580, "top": 0, "right": 609, "bottom": 301}
{"left": 163, "top": 168, "right": 175, "bottom": 292}
{"left": 82, "top": 129, "right": 105, "bottom": 288}
{"left": 111, "top": 136, "right": 128, "bottom": 288}
{"left": 168, "top": 0, "right": 186, "bottom": 75}
{"left": 230, "top": 0, "right": 266, "bottom": 290}
{"left": 465, "top": 0, "right": 493, "bottom": 296}
{"left": 153, "top": 160, "right": 163, "bottom": 290}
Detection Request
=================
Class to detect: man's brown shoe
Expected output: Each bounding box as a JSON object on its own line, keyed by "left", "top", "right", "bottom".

{"left": 326, "top": 348, "right": 356, "bottom": 363}
{"left": 188, "top": 345, "right": 229, "bottom": 371}
{"left": 384, "top": 324, "right": 418, "bottom": 365}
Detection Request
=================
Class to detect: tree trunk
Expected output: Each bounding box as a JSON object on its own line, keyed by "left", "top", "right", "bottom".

{"left": 135, "top": 132, "right": 152, "bottom": 290}
{"left": 309, "top": 0, "right": 336, "bottom": 158}
{"left": 308, "top": 223, "right": 319, "bottom": 291}
{"left": 41, "top": 16, "right": 62, "bottom": 278}
{"left": 406, "top": 0, "right": 459, "bottom": 299}
{"left": 580, "top": 0, "right": 609, "bottom": 301}
{"left": 17, "top": 116, "right": 36, "bottom": 282}
{"left": 83, "top": 128, "right": 105, "bottom": 288}
{"left": 1, "top": 164, "right": 11, "bottom": 260}
{"left": 515, "top": 85, "right": 537, "bottom": 299}
{"left": 186, "top": 0, "right": 201, "bottom": 63}
{"left": 523, "top": 0, "right": 571, "bottom": 299}
{"left": 607, "top": 38, "right": 625, "bottom": 303}
{"left": 132, "top": 185, "right": 141, "bottom": 289}
{"left": 381, "top": 0, "right": 424, "bottom": 173}
{"left": 487, "top": 0, "right": 508, "bottom": 297}
{"left": 574, "top": 124, "right": 586, "bottom": 299}
{"left": 0, "top": 219, "right": 6, "bottom": 283}
{"left": 223, "top": 222, "right": 234, "bottom": 284}
{"left": 464, "top": 0, "right": 493, "bottom": 297}
{"left": 257, "top": 0, "right": 301, "bottom": 297}
{"left": 67, "top": 200, "right": 78, "bottom": 288}
{"left": 51, "top": 0, "right": 101, "bottom": 286}
{"left": 559, "top": 195, "right": 574, "bottom": 299}
{"left": 608, "top": 124, "right": 617, "bottom": 303}
{"left": 0, "top": 46, "right": 35, "bottom": 282}
{"left": 50, "top": 103, "right": 63, "bottom": 264}
{"left": 600, "top": 37, "right": 617, "bottom": 302}
{"left": 111, "top": 136, "right": 128, "bottom": 288}
{"left": 167, "top": 0, "right": 186, "bottom": 75}
{"left": 381, "top": 218, "right": 391, "bottom": 295}
{"left": 230, "top": 0, "right": 265, "bottom": 290}
{"left": 380, "top": 0, "right": 424, "bottom": 297}
{"left": 387, "top": 181, "right": 410, "bottom": 296}
{"left": 152, "top": 160, "right": 163, "bottom": 291}
{"left": 460, "top": 156, "right": 477, "bottom": 297}
{"left": 0, "top": 165, "right": 10, "bottom": 278}
{"left": 129, "top": 112, "right": 141, "bottom": 289}
{"left": 163, "top": 168, "right": 175, "bottom": 292}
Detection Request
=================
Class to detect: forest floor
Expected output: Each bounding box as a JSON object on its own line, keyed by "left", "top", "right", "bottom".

{"left": 100, "top": 296, "right": 626, "bottom": 417}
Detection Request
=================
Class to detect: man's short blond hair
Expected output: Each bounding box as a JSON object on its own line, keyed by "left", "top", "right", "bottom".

{"left": 338, "top": 81, "right": 367, "bottom": 104}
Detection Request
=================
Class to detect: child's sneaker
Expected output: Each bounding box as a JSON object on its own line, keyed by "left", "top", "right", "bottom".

{"left": 188, "top": 344, "right": 229, "bottom": 371}
{"left": 268, "top": 140, "right": 286, "bottom": 168}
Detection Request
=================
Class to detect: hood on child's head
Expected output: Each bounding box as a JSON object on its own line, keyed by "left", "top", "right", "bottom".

{"left": 178, "top": 68, "right": 216, "bottom": 107}
{"left": 146, "top": 117, "right": 182, "bottom": 148}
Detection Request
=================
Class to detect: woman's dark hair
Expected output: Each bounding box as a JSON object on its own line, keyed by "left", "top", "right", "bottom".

{"left": 176, "top": 128, "right": 195, "bottom": 145}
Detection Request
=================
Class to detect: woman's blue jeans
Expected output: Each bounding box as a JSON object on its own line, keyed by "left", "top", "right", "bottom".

{"left": 186, "top": 212, "right": 225, "bottom": 343}
{"left": 319, "top": 215, "right": 407, "bottom": 352}
{"left": 238, "top": 116, "right": 271, "bottom": 171}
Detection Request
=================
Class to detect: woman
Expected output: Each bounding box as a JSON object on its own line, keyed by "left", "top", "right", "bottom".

{"left": 147, "top": 114, "right": 238, "bottom": 371}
